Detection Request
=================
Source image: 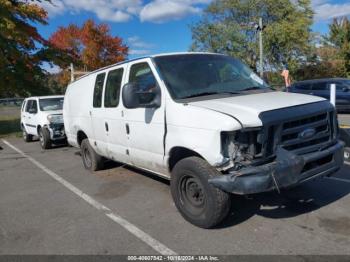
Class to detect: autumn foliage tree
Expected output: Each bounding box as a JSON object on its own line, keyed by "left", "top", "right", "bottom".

{"left": 49, "top": 19, "right": 128, "bottom": 72}
{"left": 0, "top": 0, "right": 54, "bottom": 97}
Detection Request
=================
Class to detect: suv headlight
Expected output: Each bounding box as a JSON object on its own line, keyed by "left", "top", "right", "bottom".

{"left": 47, "top": 114, "right": 63, "bottom": 124}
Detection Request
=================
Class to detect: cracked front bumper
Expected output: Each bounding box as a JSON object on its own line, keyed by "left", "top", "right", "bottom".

{"left": 209, "top": 141, "right": 344, "bottom": 195}
{"left": 48, "top": 123, "right": 66, "bottom": 141}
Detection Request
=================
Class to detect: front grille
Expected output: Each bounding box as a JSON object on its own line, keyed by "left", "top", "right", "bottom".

{"left": 280, "top": 112, "right": 332, "bottom": 153}
{"left": 259, "top": 102, "right": 337, "bottom": 157}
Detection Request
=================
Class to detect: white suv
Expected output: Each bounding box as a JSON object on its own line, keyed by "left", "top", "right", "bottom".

{"left": 21, "top": 96, "right": 66, "bottom": 149}
{"left": 64, "top": 53, "right": 344, "bottom": 228}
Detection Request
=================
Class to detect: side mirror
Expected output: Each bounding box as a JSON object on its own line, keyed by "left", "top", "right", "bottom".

{"left": 122, "top": 83, "right": 161, "bottom": 109}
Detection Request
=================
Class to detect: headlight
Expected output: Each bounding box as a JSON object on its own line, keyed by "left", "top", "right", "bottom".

{"left": 47, "top": 114, "right": 63, "bottom": 124}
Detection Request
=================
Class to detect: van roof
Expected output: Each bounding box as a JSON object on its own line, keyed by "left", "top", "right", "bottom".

{"left": 25, "top": 95, "right": 64, "bottom": 100}
{"left": 72, "top": 52, "right": 222, "bottom": 83}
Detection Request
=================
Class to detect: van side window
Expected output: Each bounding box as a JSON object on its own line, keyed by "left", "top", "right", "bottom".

{"left": 129, "top": 63, "right": 157, "bottom": 93}
{"left": 32, "top": 100, "right": 38, "bottom": 113}
{"left": 25, "top": 100, "right": 33, "bottom": 112}
{"left": 104, "top": 68, "right": 124, "bottom": 108}
{"left": 21, "top": 100, "right": 26, "bottom": 111}
{"left": 93, "top": 73, "right": 106, "bottom": 108}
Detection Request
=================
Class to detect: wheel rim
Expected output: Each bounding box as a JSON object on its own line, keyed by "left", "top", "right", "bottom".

{"left": 83, "top": 146, "right": 92, "bottom": 168}
{"left": 178, "top": 174, "right": 206, "bottom": 216}
{"left": 345, "top": 151, "right": 350, "bottom": 160}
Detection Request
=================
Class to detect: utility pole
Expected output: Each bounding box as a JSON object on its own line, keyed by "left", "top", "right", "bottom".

{"left": 258, "top": 17, "right": 264, "bottom": 78}
{"left": 69, "top": 63, "right": 89, "bottom": 82}
{"left": 70, "top": 63, "right": 74, "bottom": 83}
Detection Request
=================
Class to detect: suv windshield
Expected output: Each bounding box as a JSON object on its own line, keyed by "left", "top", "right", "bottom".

{"left": 39, "top": 97, "right": 64, "bottom": 111}
{"left": 154, "top": 54, "right": 269, "bottom": 100}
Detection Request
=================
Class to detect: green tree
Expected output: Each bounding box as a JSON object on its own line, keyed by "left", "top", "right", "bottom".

{"left": 328, "top": 17, "right": 350, "bottom": 77}
{"left": 0, "top": 0, "right": 58, "bottom": 97}
{"left": 191, "top": 0, "right": 314, "bottom": 75}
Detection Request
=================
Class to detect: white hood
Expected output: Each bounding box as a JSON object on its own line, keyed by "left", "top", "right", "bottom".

{"left": 189, "top": 92, "right": 326, "bottom": 128}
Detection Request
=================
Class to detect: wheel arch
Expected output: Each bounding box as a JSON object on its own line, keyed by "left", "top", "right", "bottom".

{"left": 168, "top": 146, "right": 204, "bottom": 172}
{"left": 77, "top": 130, "right": 88, "bottom": 147}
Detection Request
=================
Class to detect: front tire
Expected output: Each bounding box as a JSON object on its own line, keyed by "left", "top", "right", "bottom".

{"left": 23, "top": 130, "right": 32, "bottom": 142}
{"left": 81, "top": 139, "right": 104, "bottom": 171}
{"left": 39, "top": 127, "right": 51, "bottom": 149}
{"left": 171, "top": 157, "right": 231, "bottom": 229}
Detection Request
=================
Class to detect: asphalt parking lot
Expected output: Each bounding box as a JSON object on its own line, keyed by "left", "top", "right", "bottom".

{"left": 0, "top": 137, "right": 350, "bottom": 255}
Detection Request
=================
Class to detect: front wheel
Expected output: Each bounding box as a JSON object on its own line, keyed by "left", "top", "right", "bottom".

{"left": 23, "top": 130, "right": 33, "bottom": 142}
{"left": 81, "top": 139, "right": 104, "bottom": 171}
{"left": 39, "top": 127, "right": 51, "bottom": 149}
{"left": 170, "top": 157, "right": 231, "bottom": 229}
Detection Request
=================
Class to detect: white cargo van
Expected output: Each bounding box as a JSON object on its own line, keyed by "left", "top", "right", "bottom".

{"left": 64, "top": 53, "right": 343, "bottom": 228}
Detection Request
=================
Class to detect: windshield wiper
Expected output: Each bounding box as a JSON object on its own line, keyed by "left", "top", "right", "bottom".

{"left": 183, "top": 91, "right": 240, "bottom": 99}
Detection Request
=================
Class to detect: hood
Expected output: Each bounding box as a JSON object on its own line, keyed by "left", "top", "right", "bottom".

{"left": 189, "top": 92, "right": 326, "bottom": 128}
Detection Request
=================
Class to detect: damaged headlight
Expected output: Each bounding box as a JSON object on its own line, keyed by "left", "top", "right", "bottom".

{"left": 47, "top": 114, "right": 63, "bottom": 124}
{"left": 220, "top": 129, "right": 263, "bottom": 170}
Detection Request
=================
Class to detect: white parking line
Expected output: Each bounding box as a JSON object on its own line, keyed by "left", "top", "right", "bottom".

{"left": 2, "top": 139, "right": 177, "bottom": 256}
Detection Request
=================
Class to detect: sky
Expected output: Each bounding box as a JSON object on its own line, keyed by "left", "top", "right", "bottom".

{"left": 36, "top": 0, "right": 350, "bottom": 72}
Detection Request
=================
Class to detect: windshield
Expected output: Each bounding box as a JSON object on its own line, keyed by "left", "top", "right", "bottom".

{"left": 154, "top": 54, "right": 269, "bottom": 100}
{"left": 39, "top": 97, "right": 64, "bottom": 111}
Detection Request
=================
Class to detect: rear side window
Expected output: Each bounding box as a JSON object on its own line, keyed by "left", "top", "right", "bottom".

{"left": 312, "top": 82, "right": 328, "bottom": 90}
{"left": 93, "top": 73, "right": 106, "bottom": 108}
{"left": 104, "top": 68, "right": 124, "bottom": 108}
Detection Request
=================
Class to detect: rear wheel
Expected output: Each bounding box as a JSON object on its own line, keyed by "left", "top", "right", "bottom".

{"left": 171, "top": 157, "right": 231, "bottom": 228}
{"left": 39, "top": 128, "right": 51, "bottom": 149}
{"left": 81, "top": 138, "right": 104, "bottom": 171}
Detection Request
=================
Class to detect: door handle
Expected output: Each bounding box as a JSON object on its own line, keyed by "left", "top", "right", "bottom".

{"left": 105, "top": 122, "right": 109, "bottom": 132}
{"left": 126, "top": 123, "right": 130, "bottom": 134}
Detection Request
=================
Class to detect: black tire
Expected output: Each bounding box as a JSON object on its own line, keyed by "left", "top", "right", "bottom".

{"left": 38, "top": 127, "right": 51, "bottom": 149}
{"left": 22, "top": 129, "right": 32, "bottom": 142}
{"left": 81, "top": 138, "right": 104, "bottom": 171}
{"left": 170, "top": 157, "right": 231, "bottom": 229}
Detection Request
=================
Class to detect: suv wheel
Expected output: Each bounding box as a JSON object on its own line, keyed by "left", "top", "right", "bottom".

{"left": 39, "top": 127, "right": 51, "bottom": 149}
{"left": 23, "top": 130, "right": 32, "bottom": 142}
{"left": 81, "top": 138, "right": 104, "bottom": 171}
{"left": 171, "top": 156, "right": 231, "bottom": 229}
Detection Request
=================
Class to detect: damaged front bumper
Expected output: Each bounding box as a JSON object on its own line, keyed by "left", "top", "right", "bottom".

{"left": 209, "top": 141, "right": 344, "bottom": 195}
{"left": 48, "top": 123, "right": 66, "bottom": 141}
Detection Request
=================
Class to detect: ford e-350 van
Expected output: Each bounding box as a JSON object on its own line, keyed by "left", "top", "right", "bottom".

{"left": 64, "top": 53, "right": 344, "bottom": 228}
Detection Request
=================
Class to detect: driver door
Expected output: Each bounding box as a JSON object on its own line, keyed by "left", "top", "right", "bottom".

{"left": 122, "top": 59, "right": 166, "bottom": 173}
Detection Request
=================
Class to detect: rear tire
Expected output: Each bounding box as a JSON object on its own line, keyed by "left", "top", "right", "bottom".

{"left": 170, "top": 157, "right": 231, "bottom": 229}
{"left": 39, "top": 127, "right": 52, "bottom": 149}
{"left": 23, "top": 130, "right": 32, "bottom": 142}
{"left": 81, "top": 138, "right": 104, "bottom": 171}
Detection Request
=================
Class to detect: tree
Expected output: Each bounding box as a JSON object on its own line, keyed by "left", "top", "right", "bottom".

{"left": 0, "top": 0, "right": 54, "bottom": 97}
{"left": 190, "top": 0, "right": 314, "bottom": 75}
{"left": 328, "top": 17, "right": 350, "bottom": 77}
{"left": 49, "top": 19, "right": 129, "bottom": 71}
